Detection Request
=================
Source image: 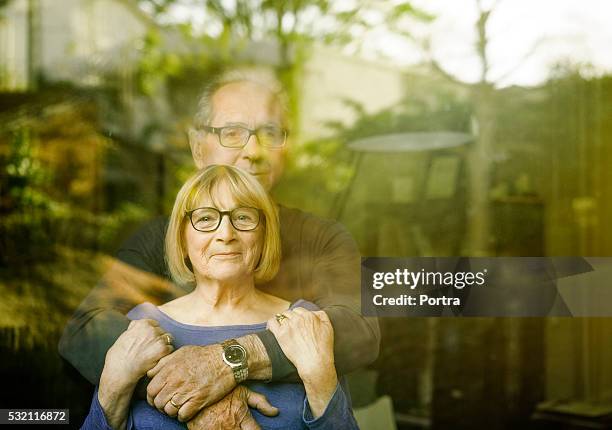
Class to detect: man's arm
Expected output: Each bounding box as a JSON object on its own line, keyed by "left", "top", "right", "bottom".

{"left": 254, "top": 306, "right": 379, "bottom": 381}
{"left": 309, "top": 219, "right": 380, "bottom": 374}
{"left": 145, "top": 335, "right": 271, "bottom": 422}
{"left": 58, "top": 217, "right": 182, "bottom": 384}
{"left": 59, "top": 303, "right": 129, "bottom": 385}
{"left": 257, "top": 212, "right": 380, "bottom": 381}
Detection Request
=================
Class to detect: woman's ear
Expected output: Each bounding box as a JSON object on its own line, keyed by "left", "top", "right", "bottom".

{"left": 188, "top": 128, "right": 206, "bottom": 169}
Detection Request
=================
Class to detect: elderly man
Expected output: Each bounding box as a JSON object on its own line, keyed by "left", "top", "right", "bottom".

{"left": 59, "top": 67, "right": 379, "bottom": 429}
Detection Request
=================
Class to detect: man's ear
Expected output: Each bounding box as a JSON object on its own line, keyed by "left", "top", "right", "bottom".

{"left": 188, "top": 128, "right": 206, "bottom": 169}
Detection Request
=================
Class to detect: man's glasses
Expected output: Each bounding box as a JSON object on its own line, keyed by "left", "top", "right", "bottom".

{"left": 200, "top": 125, "right": 287, "bottom": 149}
{"left": 186, "top": 207, "right": 261, "bottom": 232}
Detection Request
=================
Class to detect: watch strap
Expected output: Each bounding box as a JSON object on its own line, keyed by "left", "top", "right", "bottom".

{"left": 233, "top": 367, "right": 248, "bottom": 383}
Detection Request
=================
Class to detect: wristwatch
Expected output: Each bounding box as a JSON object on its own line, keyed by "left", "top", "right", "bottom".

{"left": 221, "top": 339, "right": 249, "bottom": 383}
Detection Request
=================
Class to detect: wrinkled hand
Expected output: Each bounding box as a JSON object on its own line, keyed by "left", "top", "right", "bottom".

{"left": 146, "top": 344, "right": 235, "bottom": 422}
{"left": 187, "top": 386, "right": 278, "bottom": 430}
{"left": 267, "top": 309, "right": 335, "bottom": 380}
{"left": 98, "top": 319, "right": 174, "bottom": 430}
{"left": 104, "top": 319, "right": 174, "bottom": 384}
{"left": 267, "top": 309, "right": 338, "bottom": 418}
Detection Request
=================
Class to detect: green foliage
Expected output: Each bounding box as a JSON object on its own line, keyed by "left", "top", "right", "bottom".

{"left": 134, "top": 0, "right": 430, "bottom": 66}
{"left": 0, "top": 0, "right": 12, "bottom": 11}
{"left": 3, "top": 128, "right": 52, "bottom": 211}
{"left": 95, "top": 202, "right": 150, "bottom": 250}
{"left": 137, "top": 30, "right": 185, "bottom": 96}
{"left": 275, "top": 79, "right": 472, "bottom": 216}
{"left": 391, "top": 2, "right": 434, "bottom": 22}
{"left": 138, "top": 0, "right": 175, "bottom": 16}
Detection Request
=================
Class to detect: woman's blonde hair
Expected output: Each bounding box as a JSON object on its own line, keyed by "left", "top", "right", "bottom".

{"left": 165, "top": 165, "right": 281, "bottom": 287}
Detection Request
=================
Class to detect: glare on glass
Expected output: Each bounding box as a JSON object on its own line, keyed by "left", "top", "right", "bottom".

{"left": 201, "top": 125, "right": 287, "bottom": 148}
{"left": 186, "top": 207, "right": 261, "bottom": 232}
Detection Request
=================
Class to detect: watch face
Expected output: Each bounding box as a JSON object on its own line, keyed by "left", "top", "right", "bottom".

{"left": 225, "top": 345, "right": 246, "bottom": 364}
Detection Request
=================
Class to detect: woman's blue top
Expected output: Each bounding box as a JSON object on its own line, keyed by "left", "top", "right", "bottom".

{"left": 81, "top": 300, "right": 359, "bottom": 429}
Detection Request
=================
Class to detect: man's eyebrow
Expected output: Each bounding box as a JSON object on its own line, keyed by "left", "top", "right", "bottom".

{"left": 218, "top": 121, "right": 282, "bottom": 128}
{"left": 220, "top": 121, "right": 249, "bottom": 127}
{"left": 260, "top": 122, "right": 282, "bottom": 127}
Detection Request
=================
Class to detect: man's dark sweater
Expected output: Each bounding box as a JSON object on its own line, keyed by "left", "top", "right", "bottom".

{"left": 59, "top": 205, "right": 380, "bottom": 384}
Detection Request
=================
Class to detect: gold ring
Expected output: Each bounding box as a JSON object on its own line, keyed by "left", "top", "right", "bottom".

{"left": 170, "top": 398, "right": 181, "bottom": 409}
{"left": 164, "top": 334, "right": 173, "bottom": 345}
{"left": 275, "top": 313, "right": 287, "bottom": 324}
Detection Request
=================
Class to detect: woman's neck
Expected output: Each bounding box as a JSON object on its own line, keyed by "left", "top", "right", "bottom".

{"left": 159, "top": 276, "right": 290, "bottom": 326}
{"left": 192, "top": 276, "right": 258, "bottom": 312}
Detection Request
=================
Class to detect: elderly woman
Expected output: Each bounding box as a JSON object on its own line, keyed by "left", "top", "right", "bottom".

{"left": 81, "top": 165, "right": 359, "bottom": 430}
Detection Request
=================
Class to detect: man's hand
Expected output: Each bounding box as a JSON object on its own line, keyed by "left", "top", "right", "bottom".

{"left": 146, "top": 344, "right": 235, "bottom": 421}
{"left": 187, "top": 386, "right": 278, "bottom": 430}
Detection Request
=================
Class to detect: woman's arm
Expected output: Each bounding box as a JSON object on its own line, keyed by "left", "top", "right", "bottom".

{"left": 97, "top": 374, "right": 138, "bottom": 430}
{"left": 268, "top": 308, "right": 360, "bottom": 429}
{"left": 301, "top": 366, "right": 338, "bottom": 418}
{"left": 83, "top": 319, "right": 174, "bottom": 430}
{"left": 267, "top": 308, "right": 339, "bottom": 418}
{"left": 301, "top": 383, "right": 359, "bottom": 430}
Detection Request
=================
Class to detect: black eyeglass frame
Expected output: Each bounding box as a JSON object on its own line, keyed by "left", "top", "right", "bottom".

{"left": 199, "top": 125, "right": 288, "bottom": 149}
{"left": 185, "top": 207, "right": 262, "bottom": 232}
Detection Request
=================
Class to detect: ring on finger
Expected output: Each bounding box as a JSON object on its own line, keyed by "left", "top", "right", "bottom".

{"left": 275, "top": 313, "right": 288, "bottom": 324}
{"left": 170, "top": 398, "right": 181, "bottom": 409}
{"left": 163, "top": 334, "right": 173, "bottom": 345}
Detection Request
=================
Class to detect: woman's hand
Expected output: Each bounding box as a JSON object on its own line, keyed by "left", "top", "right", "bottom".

{"left": 267, "top": 309, "right": 334, "bottom": 379}
{"left": 267, "top": 308, "right": 338, "bottom": 418}
{"left": 98, "top": 319, "right": 174, "bottom": 430}
{"left": 103, "top": 319, "right": 174, "bottom": 384}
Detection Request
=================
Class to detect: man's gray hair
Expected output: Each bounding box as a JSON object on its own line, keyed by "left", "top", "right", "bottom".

{"left": 193, "top": 66, "right": 290, "bottom": 129}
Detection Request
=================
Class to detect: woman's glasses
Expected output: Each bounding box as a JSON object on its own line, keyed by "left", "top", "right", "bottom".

{"left": 185, "top": 207, "right": 261, "bottom": 232}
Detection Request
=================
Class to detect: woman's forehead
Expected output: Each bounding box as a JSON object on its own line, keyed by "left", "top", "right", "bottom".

{"left": 191, "top": 181, "right": 240, "bottom": 209}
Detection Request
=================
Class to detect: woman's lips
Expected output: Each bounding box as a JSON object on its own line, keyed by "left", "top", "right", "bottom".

{"left": 212, "top": 252, "right": 241, "bottom": 259}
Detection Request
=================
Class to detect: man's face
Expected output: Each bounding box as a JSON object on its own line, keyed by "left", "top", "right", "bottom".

{"left": 190, "top": 81, "right": 287, "bottom": 191}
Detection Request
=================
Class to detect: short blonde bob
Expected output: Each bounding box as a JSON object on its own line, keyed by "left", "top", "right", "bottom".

{"left": 165, "top": 165, "right": 281, "bottom": 287}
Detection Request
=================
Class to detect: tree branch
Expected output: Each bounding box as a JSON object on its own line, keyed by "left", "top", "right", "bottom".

{"left": 418, "top": 36, "right": 469, "bottom": 87}
{"left": 429, "top": 57, "right": 470, "bottom": 87}
{"left": 493, "top": 36, "right": 548, "bottom": 84}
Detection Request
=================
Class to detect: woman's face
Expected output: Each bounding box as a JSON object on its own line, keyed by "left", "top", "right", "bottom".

{"left": 184, "top": 183, "right": 263, "bottom": 284}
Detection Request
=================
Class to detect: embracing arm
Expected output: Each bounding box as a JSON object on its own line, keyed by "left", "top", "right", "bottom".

{"left": 59, "top": 301, "right": 129, "bottom": 385}
{"left": 256, "top": 216, "right": 380, "bottom": 381}
{"left": 144, "top": 334, "right": 273, "bottom": 422}
{"left": 310, "top": 220, "right": 380, "bottom": 375}
{"left": 58, "top": 218, "right": 183, "bottom": 384}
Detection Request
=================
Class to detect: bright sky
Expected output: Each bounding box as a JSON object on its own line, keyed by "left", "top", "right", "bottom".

{"left": 362, "top": 0, "right": 612, "bottom": 87}
{"left": 169, "top": 0, "right": 612, "bottom": 88}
